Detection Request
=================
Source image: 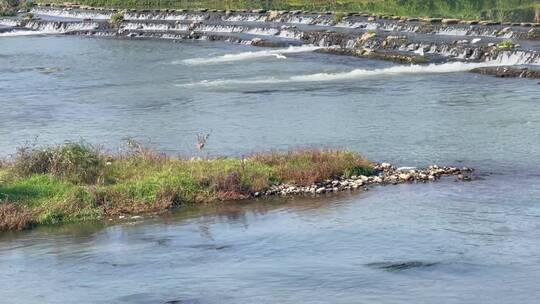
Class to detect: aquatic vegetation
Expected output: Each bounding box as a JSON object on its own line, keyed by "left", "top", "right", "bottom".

{"left": 0, "top": 142, "right": 373, "bottom": 230}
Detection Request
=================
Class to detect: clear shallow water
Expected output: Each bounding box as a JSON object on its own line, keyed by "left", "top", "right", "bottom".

{"left": 1, "top": 35, "right": 540, "bottom": 303}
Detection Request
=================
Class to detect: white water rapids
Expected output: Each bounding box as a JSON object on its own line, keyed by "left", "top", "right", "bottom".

{"left": 178, "top": 51, "right": 539, "bottom": 87}
{"left": 178, "top": 45, "right": 323, "bottom": 65}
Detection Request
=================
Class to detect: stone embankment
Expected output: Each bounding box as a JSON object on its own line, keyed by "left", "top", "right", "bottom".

{"left": 259, "top": 163, "right": 473, "bottom": 197}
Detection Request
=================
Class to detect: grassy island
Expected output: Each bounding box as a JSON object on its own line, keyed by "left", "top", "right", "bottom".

{"left": 0, "top": 142, "right": 373, "bottom": 231}
{"left": 37, "top": 0, "right": 540, "bottom": 22}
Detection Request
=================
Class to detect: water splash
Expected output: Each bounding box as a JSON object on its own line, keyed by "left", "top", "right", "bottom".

{"left": 0, "top": 30, "right": 52, "bottom": 37}
{"left": 178, "top": 45, "right": 321, "bottom": 65}
{"left": 31, "top": 7, "right": 112, "bottom": 20}
{"left": 14, "top": 21, "right": 100, "bottom": 35}
{"left": 179, "top": 53, "right": 539, "bottom": 87}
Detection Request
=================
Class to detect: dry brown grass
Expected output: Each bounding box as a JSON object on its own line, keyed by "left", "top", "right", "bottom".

{"left": 0, "top": 203, "right": 35, "bottom": 231}
{"left": 252, "top": 149, "right": 373, "bottom": 186}
{"left": 212, "top": 172, "right": 252, "bottom": 200}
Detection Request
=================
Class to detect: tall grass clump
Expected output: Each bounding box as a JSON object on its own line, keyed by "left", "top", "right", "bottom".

{"left": 12, "top": 142, "right": 105, "bottom": 184}
{"left": 0, "top": 142, "right": 374, "bottom": 231}
{"left": 253, "top": 149, "right": 374, "bottom": 186}
{"left": 0, "top": 203, "right": 35, "bottom": 230}
{"left": 0, "top": 0, "right": 17, "bottom": 15}
{"left": 109, "top": 11, "right": 125, "bottom": 26}
{"left": 333, "top": 12, "right": 346, "bottom": 24}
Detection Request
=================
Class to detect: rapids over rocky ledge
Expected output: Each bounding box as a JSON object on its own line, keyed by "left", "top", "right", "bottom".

{"left": 1, "top": 4, "right": 540, "bottom": 77}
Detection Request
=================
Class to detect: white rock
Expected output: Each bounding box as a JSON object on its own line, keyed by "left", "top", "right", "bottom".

{"left": 397, "top": 166, "right": 416, "bottom": 171}
{"left": 381, "top": 162, "right": 392, "bottom": 169}
{"left": 399, "top": 173, "right": 411, "bottom": 181}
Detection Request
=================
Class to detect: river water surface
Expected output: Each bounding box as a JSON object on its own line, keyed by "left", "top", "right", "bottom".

{"left": 1, "top": 35, "right": 540, "bottom": 303}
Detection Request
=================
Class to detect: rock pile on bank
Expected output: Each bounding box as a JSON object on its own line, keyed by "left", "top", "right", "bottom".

{"left": 257, "top": 163, "right": 473, "bottom": 197}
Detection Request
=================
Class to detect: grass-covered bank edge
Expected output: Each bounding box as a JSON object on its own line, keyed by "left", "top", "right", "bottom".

{"left": 0, "top": 143, "right": 374, "bottom": 231}
{"left": 0, "top": 0, "right": 33, "bottom": 16}
{"left": 36, "top": 0, "right": 540, "bottom": 23}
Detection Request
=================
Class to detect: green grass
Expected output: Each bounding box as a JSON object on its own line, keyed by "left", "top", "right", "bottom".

{"left": 37, "top": 0, "right": 540, "bottom": 22}
{"left": 1, "top": 0, "right": 33, "bottom": 15}
{"left": 497, "top": 40, "right": 517, "bottom": 49}
{"left": 0, "top": 142, "right": 374, "bottom": 231}
{"left": 109, "top": 10, "right": 124, "bottom": 25}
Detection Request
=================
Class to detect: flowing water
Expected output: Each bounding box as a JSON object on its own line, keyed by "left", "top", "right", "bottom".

{"left": 1, "top": 35, "right": 540, "bottom": 303}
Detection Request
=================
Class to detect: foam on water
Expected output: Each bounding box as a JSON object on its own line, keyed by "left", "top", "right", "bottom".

{"left": 180, "top": 52, "right": 539, "bottom": 87}
{"left": 179, "top": 45, "right": 322, "bottom": 65}
{"left": 31, "top": 8, "right": 112, "bottom": 20}
{"left": 0, "top": 30, "right": 52, "bottom": 37}
{"left": 19, "top": 21, "right": 100, "bottom": 33}
{"left": 0, "top": 19, "right": 19, "bottom": 27}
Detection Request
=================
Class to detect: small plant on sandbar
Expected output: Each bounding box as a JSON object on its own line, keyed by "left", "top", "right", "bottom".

{"left": 333, "top": 12, "right": 346, "bottom": 24}
{"left": 497, "top": 40, "right": 516, "bottom": 50}
{"left": 110, "top": 11, "right": 125, "bottom": 27}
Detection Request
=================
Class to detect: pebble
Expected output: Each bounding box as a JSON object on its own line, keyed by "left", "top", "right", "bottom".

{"left": 258, "top": 162, "right": 473, "bottom": 198}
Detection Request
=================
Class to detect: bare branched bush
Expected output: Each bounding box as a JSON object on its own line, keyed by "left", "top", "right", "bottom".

{"left": 123, "top": 138, "right": 167, "bottom": 162}
{"left": 196, "top": 133, "right": 210, "bottom": 151}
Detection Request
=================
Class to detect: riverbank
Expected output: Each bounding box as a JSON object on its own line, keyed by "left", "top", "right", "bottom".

{"left": 0, "top": 143, "right": 472, "bottom": 231}
{"left": 35, "top": 0, "right": 540, "bottom": 23}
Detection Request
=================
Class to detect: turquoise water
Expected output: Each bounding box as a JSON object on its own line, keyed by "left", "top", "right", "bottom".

{"left": 1, "top": 35, "right": 540, "bottom": 303}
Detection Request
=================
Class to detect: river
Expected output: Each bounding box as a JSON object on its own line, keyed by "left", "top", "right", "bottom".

{"left": 1, "top": 34, "right": 540, "bottom": 303}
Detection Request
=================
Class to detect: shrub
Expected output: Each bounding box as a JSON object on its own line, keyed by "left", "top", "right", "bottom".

{"left": 12, "top": 142, "right": 105, "bottom": 184}
{"left": 0, "top": 9, "right": 15, "bottom": 16}
{"left": 110, "top": 11, "right": 125, "bottom": 26}
{"left": 22, "top": 0, "right": 33, "bottom": 9}
{"left": 333, "top": 12, "right": 346, "bottom": 24}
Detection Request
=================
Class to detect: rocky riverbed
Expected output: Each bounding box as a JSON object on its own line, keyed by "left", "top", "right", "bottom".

{"left": 2, "top": 4, "right": 540, "bottom": 69}
{"left": 259, "top": 163, "right": 473, "bottom": 197}
{"left": 470, "top": 66, "right": 540, "bottom": 79}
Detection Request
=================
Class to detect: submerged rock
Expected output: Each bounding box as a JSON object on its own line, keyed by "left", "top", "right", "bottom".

{"left": 470, "top": 66, "right": 540, "bottom": 79}
{"left": 367, "top": 261, "right": 439, "bottom": 271}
